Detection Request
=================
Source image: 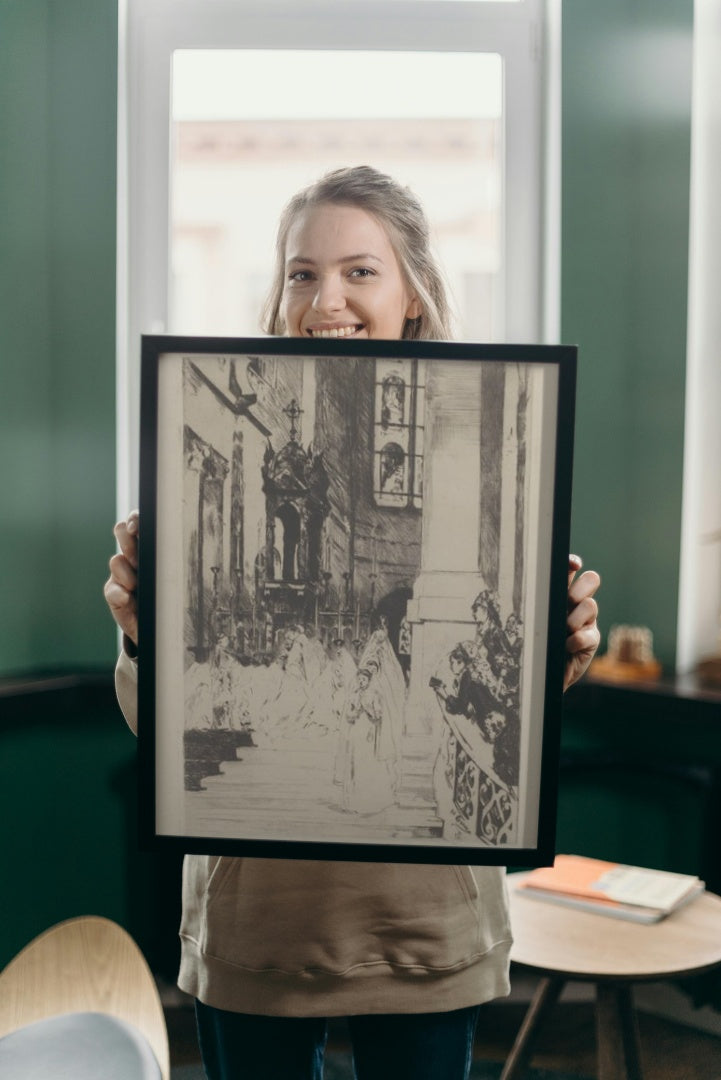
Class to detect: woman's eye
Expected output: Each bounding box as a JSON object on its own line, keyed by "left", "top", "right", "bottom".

{"left": 288, "top": 270, "right": 313, "bottom": 283}
{"left": 349, "top": 267, "right": 375, "bottom": 279}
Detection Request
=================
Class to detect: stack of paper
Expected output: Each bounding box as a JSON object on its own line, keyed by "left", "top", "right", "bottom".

{"left": 516, "top": 854, "right": 705, "bottom": 923}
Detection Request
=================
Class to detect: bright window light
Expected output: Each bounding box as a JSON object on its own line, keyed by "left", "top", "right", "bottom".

{"left": 173, "top": 50, "right": 502, "bottom": 121}
{"left": 170, "top": 50, "right": 503, "bottom": 341}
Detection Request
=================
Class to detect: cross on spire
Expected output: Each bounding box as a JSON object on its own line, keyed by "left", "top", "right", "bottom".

{"left": 283, "top": 398, "right": 303, "bottom": 442}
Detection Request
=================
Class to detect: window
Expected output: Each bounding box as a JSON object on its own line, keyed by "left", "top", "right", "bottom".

{"left": 169, "top": 49, "right": 504, "bottom": 343}
{"left": 374, "top": 360, "right": 425, "bottom": 509}
{"left": 118, "top": 0, "right": 557, "bottom": 511}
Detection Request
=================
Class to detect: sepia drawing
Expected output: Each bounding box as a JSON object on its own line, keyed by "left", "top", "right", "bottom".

{"left": 144, "top": 338, "right": 572, "bottom": 863}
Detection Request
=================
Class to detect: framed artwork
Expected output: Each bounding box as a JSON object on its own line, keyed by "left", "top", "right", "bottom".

{"left": 137, "top": 335, "right": 576, "bottom": 865}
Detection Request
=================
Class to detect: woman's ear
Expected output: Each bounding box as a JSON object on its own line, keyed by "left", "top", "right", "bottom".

{"left": 406, "top": 296, "right": 422, "bottom": 320}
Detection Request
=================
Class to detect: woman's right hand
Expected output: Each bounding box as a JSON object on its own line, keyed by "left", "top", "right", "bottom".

{"left": 103, "top": 510, "right": 139, "bottom": 646}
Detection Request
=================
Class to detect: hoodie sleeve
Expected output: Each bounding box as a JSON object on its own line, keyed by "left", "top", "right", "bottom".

{"left": 115, "top": 646, "right": 139, "bottom": 736}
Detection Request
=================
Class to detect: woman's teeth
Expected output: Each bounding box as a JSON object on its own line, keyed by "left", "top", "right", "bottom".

{"left": 310, "top": 325, "right": 360, "bottom": 338}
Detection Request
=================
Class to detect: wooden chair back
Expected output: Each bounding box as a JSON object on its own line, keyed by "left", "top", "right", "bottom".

{"left": 0, "top": 916, "right": 169, "bottom": 1080}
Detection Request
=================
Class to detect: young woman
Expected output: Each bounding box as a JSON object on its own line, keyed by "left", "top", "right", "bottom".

{"left": 105, "top": 166, "right": 601, "bottom": 1080}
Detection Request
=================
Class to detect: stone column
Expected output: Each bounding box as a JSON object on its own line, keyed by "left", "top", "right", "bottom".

{"left": 404, "top": 360, "right": 526, "bottom": 737}
{"left": 405, "top": 360, "right": 486, "bottom": 736}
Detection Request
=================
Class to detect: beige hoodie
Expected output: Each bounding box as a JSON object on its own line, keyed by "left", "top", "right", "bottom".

{"left": 116, "top": 651, "right": 512, "bottom": 1016}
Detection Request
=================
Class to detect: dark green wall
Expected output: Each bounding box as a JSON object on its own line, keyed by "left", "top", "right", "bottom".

{"left": 0, "top": 0, "right": 138, "bottom": 971}
{"left": 563, "top": 0, "right": 693, "bottom": 670}
{"left": 555, "top": 0, "right": 701, "bottom": 893}
{"left": 0, "top": 682, "right": 183, "bottom": 974}
{"left": 558, "top": 681, "right": 721, "bottom": 886}
{"left": 0, "top": 0, "right": 118, "bottom": 675}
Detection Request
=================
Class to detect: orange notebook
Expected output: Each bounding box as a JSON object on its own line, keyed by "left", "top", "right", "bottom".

{"left": 516, "top": 855, "right": 704, "bottom": 923}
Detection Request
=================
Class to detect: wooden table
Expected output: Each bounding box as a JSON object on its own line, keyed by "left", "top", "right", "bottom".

{"left": 503, "top": 874, "right": 721, "bottom": 1080}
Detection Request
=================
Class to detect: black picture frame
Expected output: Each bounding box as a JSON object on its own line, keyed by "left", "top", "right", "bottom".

{"left": 138, "top": 335, "right": 576, "bottom": 865}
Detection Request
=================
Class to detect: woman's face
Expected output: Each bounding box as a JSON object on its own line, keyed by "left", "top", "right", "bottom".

{"left": 281, "top": 203, "right": 420, "bottom": 341}
{"left": 472, "top": 603, "right": 488, "bottom": 627}
{"left": 482, "top": 710, "right": 507, "bottom": 743}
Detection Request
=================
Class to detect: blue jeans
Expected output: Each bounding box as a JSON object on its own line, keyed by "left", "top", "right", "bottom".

{"left": 195, "top": 1000, "right": 481, "bottom": 1080}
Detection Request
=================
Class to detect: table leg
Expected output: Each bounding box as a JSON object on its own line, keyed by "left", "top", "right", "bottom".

{"left": 499, "top": 976, "right": 565, "bottom": 1080}
{"left": 596, "top": 982, "right": 643, "bottom": 1080}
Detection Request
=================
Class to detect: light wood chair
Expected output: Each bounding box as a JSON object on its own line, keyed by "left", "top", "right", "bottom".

{"left": 0, "top": 915, "right": 170, "bottom": 1079}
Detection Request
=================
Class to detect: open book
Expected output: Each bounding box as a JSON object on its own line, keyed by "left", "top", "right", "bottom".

{"left": 515, "top": 854, "right": 705, "bottom": 923}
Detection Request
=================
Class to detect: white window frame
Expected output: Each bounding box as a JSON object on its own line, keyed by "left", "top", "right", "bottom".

{"left": 117, "top": 0, "right": 559, "bottom": 512}
{"left": 677, "top": 0, "right": 721, "bottom": 674}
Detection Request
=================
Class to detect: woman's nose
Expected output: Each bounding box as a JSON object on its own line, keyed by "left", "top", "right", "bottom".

{"left": 312, "top": 274, "right": 345, "bottom": 314}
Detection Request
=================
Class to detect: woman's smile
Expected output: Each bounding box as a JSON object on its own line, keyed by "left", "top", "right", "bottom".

{"left": 306, "top": 323, "right": 365, "bottom": 339}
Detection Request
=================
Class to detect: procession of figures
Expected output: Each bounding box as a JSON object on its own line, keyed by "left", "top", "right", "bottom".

{"left": 183, "top": 586, "right": 523, "bottom": 844}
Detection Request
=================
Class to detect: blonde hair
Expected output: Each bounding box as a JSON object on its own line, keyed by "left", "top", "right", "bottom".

{"left": 262, "top": 165, "right": 453, "bottom": 341}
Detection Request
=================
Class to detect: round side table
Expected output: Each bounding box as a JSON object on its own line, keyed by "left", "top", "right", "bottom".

{"left": 502, "top": 873, "right": 721, "bottom": 1080}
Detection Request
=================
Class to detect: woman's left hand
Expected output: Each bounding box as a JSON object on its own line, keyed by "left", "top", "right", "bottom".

{"left": 564, "top": 554, "right": 601, "bottom": 691}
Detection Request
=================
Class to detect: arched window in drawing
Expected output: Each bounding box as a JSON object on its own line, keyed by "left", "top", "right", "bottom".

{"left": 381, "top": 374, "right": 405, "bottom": 429}
{"left": 275, "top": 502, "right": 300, "bottom": 581}
{"left": 380, "top": 442, "right": 406, "bottom": 496}
{"left": 374, "top": 359, "right": 425, "bottom": 508}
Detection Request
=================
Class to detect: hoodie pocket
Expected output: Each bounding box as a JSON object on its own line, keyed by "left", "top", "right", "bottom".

{"left": 454, "top": 864, "right": 480, "bottom": 909}
{"left": 180, "top": 854, "right": 238, "bottom": 949}
{"left": 182, "top": 856, "right": 509, "bottom": 975}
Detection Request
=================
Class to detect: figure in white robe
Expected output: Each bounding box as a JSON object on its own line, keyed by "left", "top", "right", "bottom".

{"left": 339, "top": 668, "right": 396, "bottom": 814}
{"left": 302, "top": 638, "right": 357, "bottom": 749}
{"left": 184, "top": 659, "right": 213, "bottom": 730}
{"left": 228, "top": 658, "right": 277, "bottom": 737}
{"left": 357, "top": 615, "right": 406, "bottom": 777}
{"left": 209, "top": 636, "right": 237, "bottom": 730}
{"left": 301, "top": 625, "right": 328, "bottom": 685}
{"left": 258, "top": 627, "right": 311, "bottom": 745}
